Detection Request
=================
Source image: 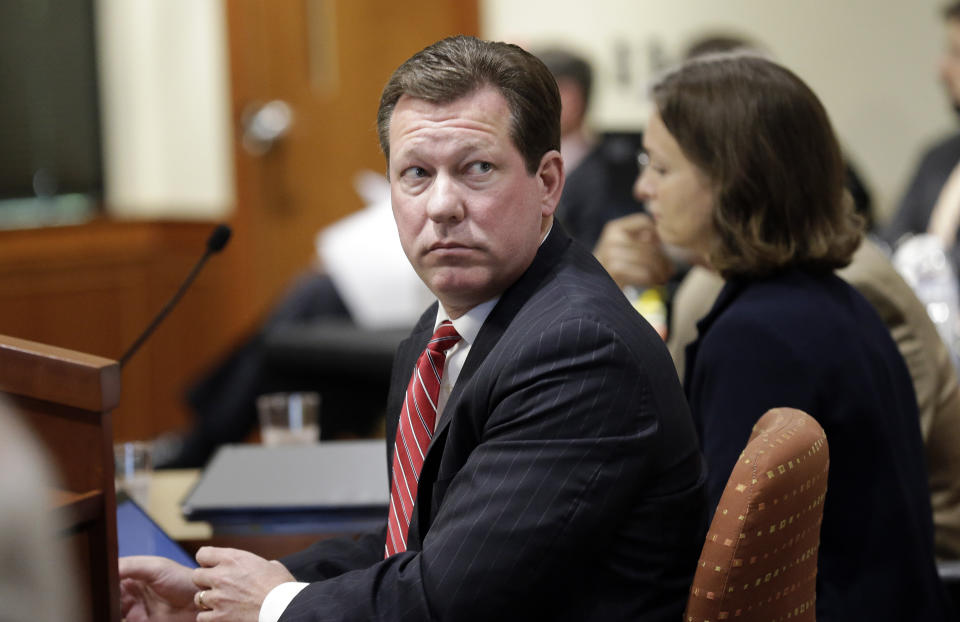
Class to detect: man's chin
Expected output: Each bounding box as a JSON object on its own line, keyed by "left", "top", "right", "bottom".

{"left": 427, "top": 272, "right": 499, "bottom": 310}
{"left": 431, "top": 278, "right": 487, "bottom": 302}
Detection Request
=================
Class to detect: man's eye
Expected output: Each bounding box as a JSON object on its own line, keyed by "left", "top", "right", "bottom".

{"left": 403, "top": 166, "right": 428, "bottom": 178}
{"left": 469, "top": 161, "right": 493, "bottom": 174}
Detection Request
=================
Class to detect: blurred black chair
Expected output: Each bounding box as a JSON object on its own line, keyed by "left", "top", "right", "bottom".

{"left": 263, "top": 319, "right": 409, "bottom": 440}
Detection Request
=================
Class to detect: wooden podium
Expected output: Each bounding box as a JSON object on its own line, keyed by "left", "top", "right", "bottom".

{"left": 0, "top": 334, "right": 121, "bottom": 622}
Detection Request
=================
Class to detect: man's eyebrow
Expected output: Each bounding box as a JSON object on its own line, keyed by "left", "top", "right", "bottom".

{"left": 396, "top": 139, "right": 495, "bottom": 162}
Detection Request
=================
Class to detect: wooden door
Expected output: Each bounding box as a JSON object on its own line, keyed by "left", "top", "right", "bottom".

{"left": 223, "top": 0, "right": 479, "bottom": 329}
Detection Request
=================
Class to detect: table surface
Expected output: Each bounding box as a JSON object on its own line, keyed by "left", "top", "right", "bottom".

{"left": 145, "top": 469, "right": 212, "bottom": 540}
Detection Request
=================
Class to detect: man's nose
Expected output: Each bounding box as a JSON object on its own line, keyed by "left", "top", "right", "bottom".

{"left": 426, "top": 175, "right": 465, "bottom": 223}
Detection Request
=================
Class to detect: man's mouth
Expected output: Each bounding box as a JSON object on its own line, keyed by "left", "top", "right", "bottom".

{"left": 429, "top": 241, "right": 471, "bottom": 251}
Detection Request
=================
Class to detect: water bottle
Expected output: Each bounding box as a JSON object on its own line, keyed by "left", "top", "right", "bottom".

{"left": 892, "top": 233, "right": 960, "bottom": 373}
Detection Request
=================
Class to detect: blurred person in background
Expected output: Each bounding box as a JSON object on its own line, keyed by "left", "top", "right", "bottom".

{"left": 886, "top": 1, "right": 960, "bottom": 264}
{"left": 537, "top": 46, "right": 646, "bottom": 249}
{"left": 0, "top": 399, "right": 78, "bottom": 622}
{"left": 155, "top": 172, "right": 432, "bottom": 469}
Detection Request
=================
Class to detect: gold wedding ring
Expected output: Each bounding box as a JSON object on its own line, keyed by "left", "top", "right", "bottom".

{"left": 197, "top": 590, "right": 211, "bottom": 611}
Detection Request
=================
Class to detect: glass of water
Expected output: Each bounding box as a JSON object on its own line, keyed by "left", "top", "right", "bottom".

{"left": 114, "top": 441, "right": 153, "bottom": 506}
{"left": 256, "top": 391, "right": 321, "bottom": 446}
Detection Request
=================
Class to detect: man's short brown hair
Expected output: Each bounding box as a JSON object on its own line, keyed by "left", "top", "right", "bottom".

{"left": 377, "top": 35, "right": 561, "bottom": 174}
{"left": 651, "top": 53, "right": 862, "bottom": 279}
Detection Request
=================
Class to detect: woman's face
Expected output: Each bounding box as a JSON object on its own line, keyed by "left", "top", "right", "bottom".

{"left": 633, "top": 108, "right": 717, "bottom": 263}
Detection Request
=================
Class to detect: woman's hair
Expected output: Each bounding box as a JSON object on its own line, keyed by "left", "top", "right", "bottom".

{"left": 651, "top": 53, "right": 862, "bottom": 278}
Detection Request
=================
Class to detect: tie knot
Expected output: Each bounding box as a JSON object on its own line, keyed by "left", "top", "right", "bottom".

{"left": 428, "top": 320, "right": 461, "bottom": 354}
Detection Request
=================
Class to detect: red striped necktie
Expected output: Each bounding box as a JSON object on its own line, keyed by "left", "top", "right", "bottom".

{"left": 385, "top": 320, "right": 461, "bottom": 557}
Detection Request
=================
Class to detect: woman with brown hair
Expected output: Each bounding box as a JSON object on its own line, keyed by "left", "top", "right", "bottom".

{"left": 637, "top": 53, "right": 950, "bottom": 619}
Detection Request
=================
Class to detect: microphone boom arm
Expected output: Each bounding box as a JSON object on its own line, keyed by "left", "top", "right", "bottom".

{"left": 118, "top": 224, "right": 231, "bottom": 368}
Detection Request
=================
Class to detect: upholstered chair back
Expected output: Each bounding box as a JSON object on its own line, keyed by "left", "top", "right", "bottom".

{"left": 684, "top": 407, "right": 829, "bottom": 622}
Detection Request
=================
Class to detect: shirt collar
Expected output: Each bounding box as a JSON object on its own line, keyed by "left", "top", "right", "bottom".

{"left": 435, "top": 297, "right": 498, "bottom": 346}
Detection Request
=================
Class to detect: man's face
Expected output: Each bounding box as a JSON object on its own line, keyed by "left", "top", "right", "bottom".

{"left": 388, "top": 87, "right": 563, "bottom": 318}
{"left": 557, "top": 78, "right": 587, "bottom": 137}
{"left": 941, "top": 19, "right": 960, "bottom": 108}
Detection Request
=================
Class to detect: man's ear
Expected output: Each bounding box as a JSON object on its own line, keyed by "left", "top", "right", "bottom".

{"left": 537, "top": 149, "right": 565, "bottom": 217}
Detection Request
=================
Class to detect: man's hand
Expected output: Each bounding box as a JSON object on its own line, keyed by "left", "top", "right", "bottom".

{"left": 119, "top": 556, "right": 199, "bottom": 622}
{"left": 594, "top": 213, "right": 675, "bottom": 288}
{"left": 191, "top": 547, "right": 297, "bottom": 622}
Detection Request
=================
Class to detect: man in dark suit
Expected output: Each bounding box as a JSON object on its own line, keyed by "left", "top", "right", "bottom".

{"left": 119, "top": 36, "right": 706, "bottom": 622}
{"left": 536, "top": 47, "right": 646, "bottom": 249}
{"left": 885, "top": 1, "right": 960, "bottom": 266}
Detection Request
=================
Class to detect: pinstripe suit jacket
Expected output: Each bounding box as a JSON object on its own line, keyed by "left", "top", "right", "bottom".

{"left": 279, "top": 225, "right": 707, "bottom": 621}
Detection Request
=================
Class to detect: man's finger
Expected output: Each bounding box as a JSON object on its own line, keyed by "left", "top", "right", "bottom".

{"left": 119, "top": 555, "right": 174, "bottom": 582}
{"left": 119, "top": 578, "right": 143, "bottom": 615}
{"left": 195, "top": 545, "right": 239, "bottom": 567}
{"left": 192, "top": 566, "right": 216, "bottom": 589}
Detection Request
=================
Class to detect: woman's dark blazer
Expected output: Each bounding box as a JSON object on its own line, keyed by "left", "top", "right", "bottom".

{"left": 685, "top": 267, "right": 951, "bottom": 621}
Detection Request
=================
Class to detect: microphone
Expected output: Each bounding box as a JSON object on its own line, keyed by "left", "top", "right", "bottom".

{"left": 119, "top": 224, "right": 232, "bottom": 368}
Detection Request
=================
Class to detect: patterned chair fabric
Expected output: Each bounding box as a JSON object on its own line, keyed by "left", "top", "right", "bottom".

{"left": 685, "top": 407, "right": 829, "bottom": 622}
